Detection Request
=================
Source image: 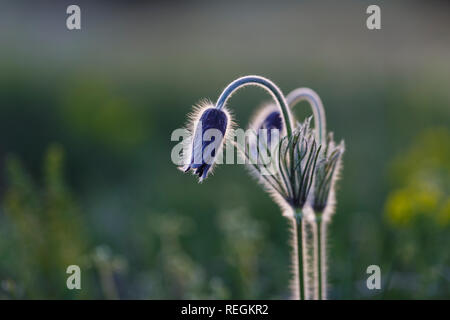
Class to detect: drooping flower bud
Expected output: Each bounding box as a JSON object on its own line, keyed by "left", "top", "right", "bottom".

{"left": 247, "top": 104, "right": 284, "bottom": 170}
{"left": 184, "top": 106, "right": 229, "bottom": 181}
{"left": 250, "top": 104, "right": 284, "bottom": 144}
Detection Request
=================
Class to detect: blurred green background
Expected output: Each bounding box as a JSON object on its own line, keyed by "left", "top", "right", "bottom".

{"left": 0, "top": 0, "right": 449, "bottom": 299}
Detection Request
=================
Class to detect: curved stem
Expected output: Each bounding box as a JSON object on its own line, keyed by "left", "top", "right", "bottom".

{"left": 288, "top": 88, "right": 330, "bottom": 299}
{"left": 286, "top": 88, "right": 326, "bottom": 145}
{"left": 215, "top": 75, "right": 294, "bottom": 139}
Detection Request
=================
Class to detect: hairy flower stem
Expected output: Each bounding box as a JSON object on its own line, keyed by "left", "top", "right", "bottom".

{"left": 320, "top": 218, "right": 328, "bottom": 299}
{"left": 286, "top": 88, "right": 326, "bottom": 145}
{"left": 316, "top": 216, "right": 323, "bottom": 300}
{"left": 215, "top": 76, "right": 297, "bottom": 194}
{"left": 215, "top": 75, "right": 295, "bottom": 139}
{"left": 312, "top": 215, "right": 328, "bottom": 300}
{"left": 287, "top": 88, "right": 328, "bottom": 299}
{"left": 292, "top": 210, "right": 306, "bottom": 300}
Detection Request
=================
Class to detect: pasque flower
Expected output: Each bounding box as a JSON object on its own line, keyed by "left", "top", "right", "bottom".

{"left": 182, "top": 76, "right": 295, "bottom": 184}
{"left": 246, "top": 105, "right": 284, "bottom": 175}
{"left": 242, "top": 115, "right": 320, "bottom": 217}
{"left": 177, "top": 76, "right": 345, "bottom": 301}
{"left": 250, "top": 104, "right": 283, "bottom": 144}
{"left": 287, "top": 87, "right": 345, "bottom": 301}
{"left": 184, "top": 104, "right": 230, "bottom": 181}
{"left": 312, "top": 132, "right": 344, "bottom": 215}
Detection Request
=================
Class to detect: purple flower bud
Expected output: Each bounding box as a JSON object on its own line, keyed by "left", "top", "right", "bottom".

{"left": 185, "top": 108, "right": 228, "bottom": 181}
{"left": 259, "top": 111, "right": 283, "bottom": 143}
{"left": 250, "top": 105, "right": 284, "bottom": 145}
{"left": 260, "top": 110, "right": 283, "bottom": 130}
{"left": 247, "top": 105, "right": 284, "bottom": 166}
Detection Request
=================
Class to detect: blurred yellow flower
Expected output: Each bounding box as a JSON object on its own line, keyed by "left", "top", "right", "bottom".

{"left": 385, "top": 188, "right": 414, "bottom": 226}
{"left": 437, "top": 198, "right": 450, "bottom": 226}
{"left": 385, "top": 128, "right": 449, "bottom": 228}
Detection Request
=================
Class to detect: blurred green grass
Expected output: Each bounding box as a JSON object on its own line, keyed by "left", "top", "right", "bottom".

{"left": 0, "top": 63, "right": 448, "bottom": 299}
